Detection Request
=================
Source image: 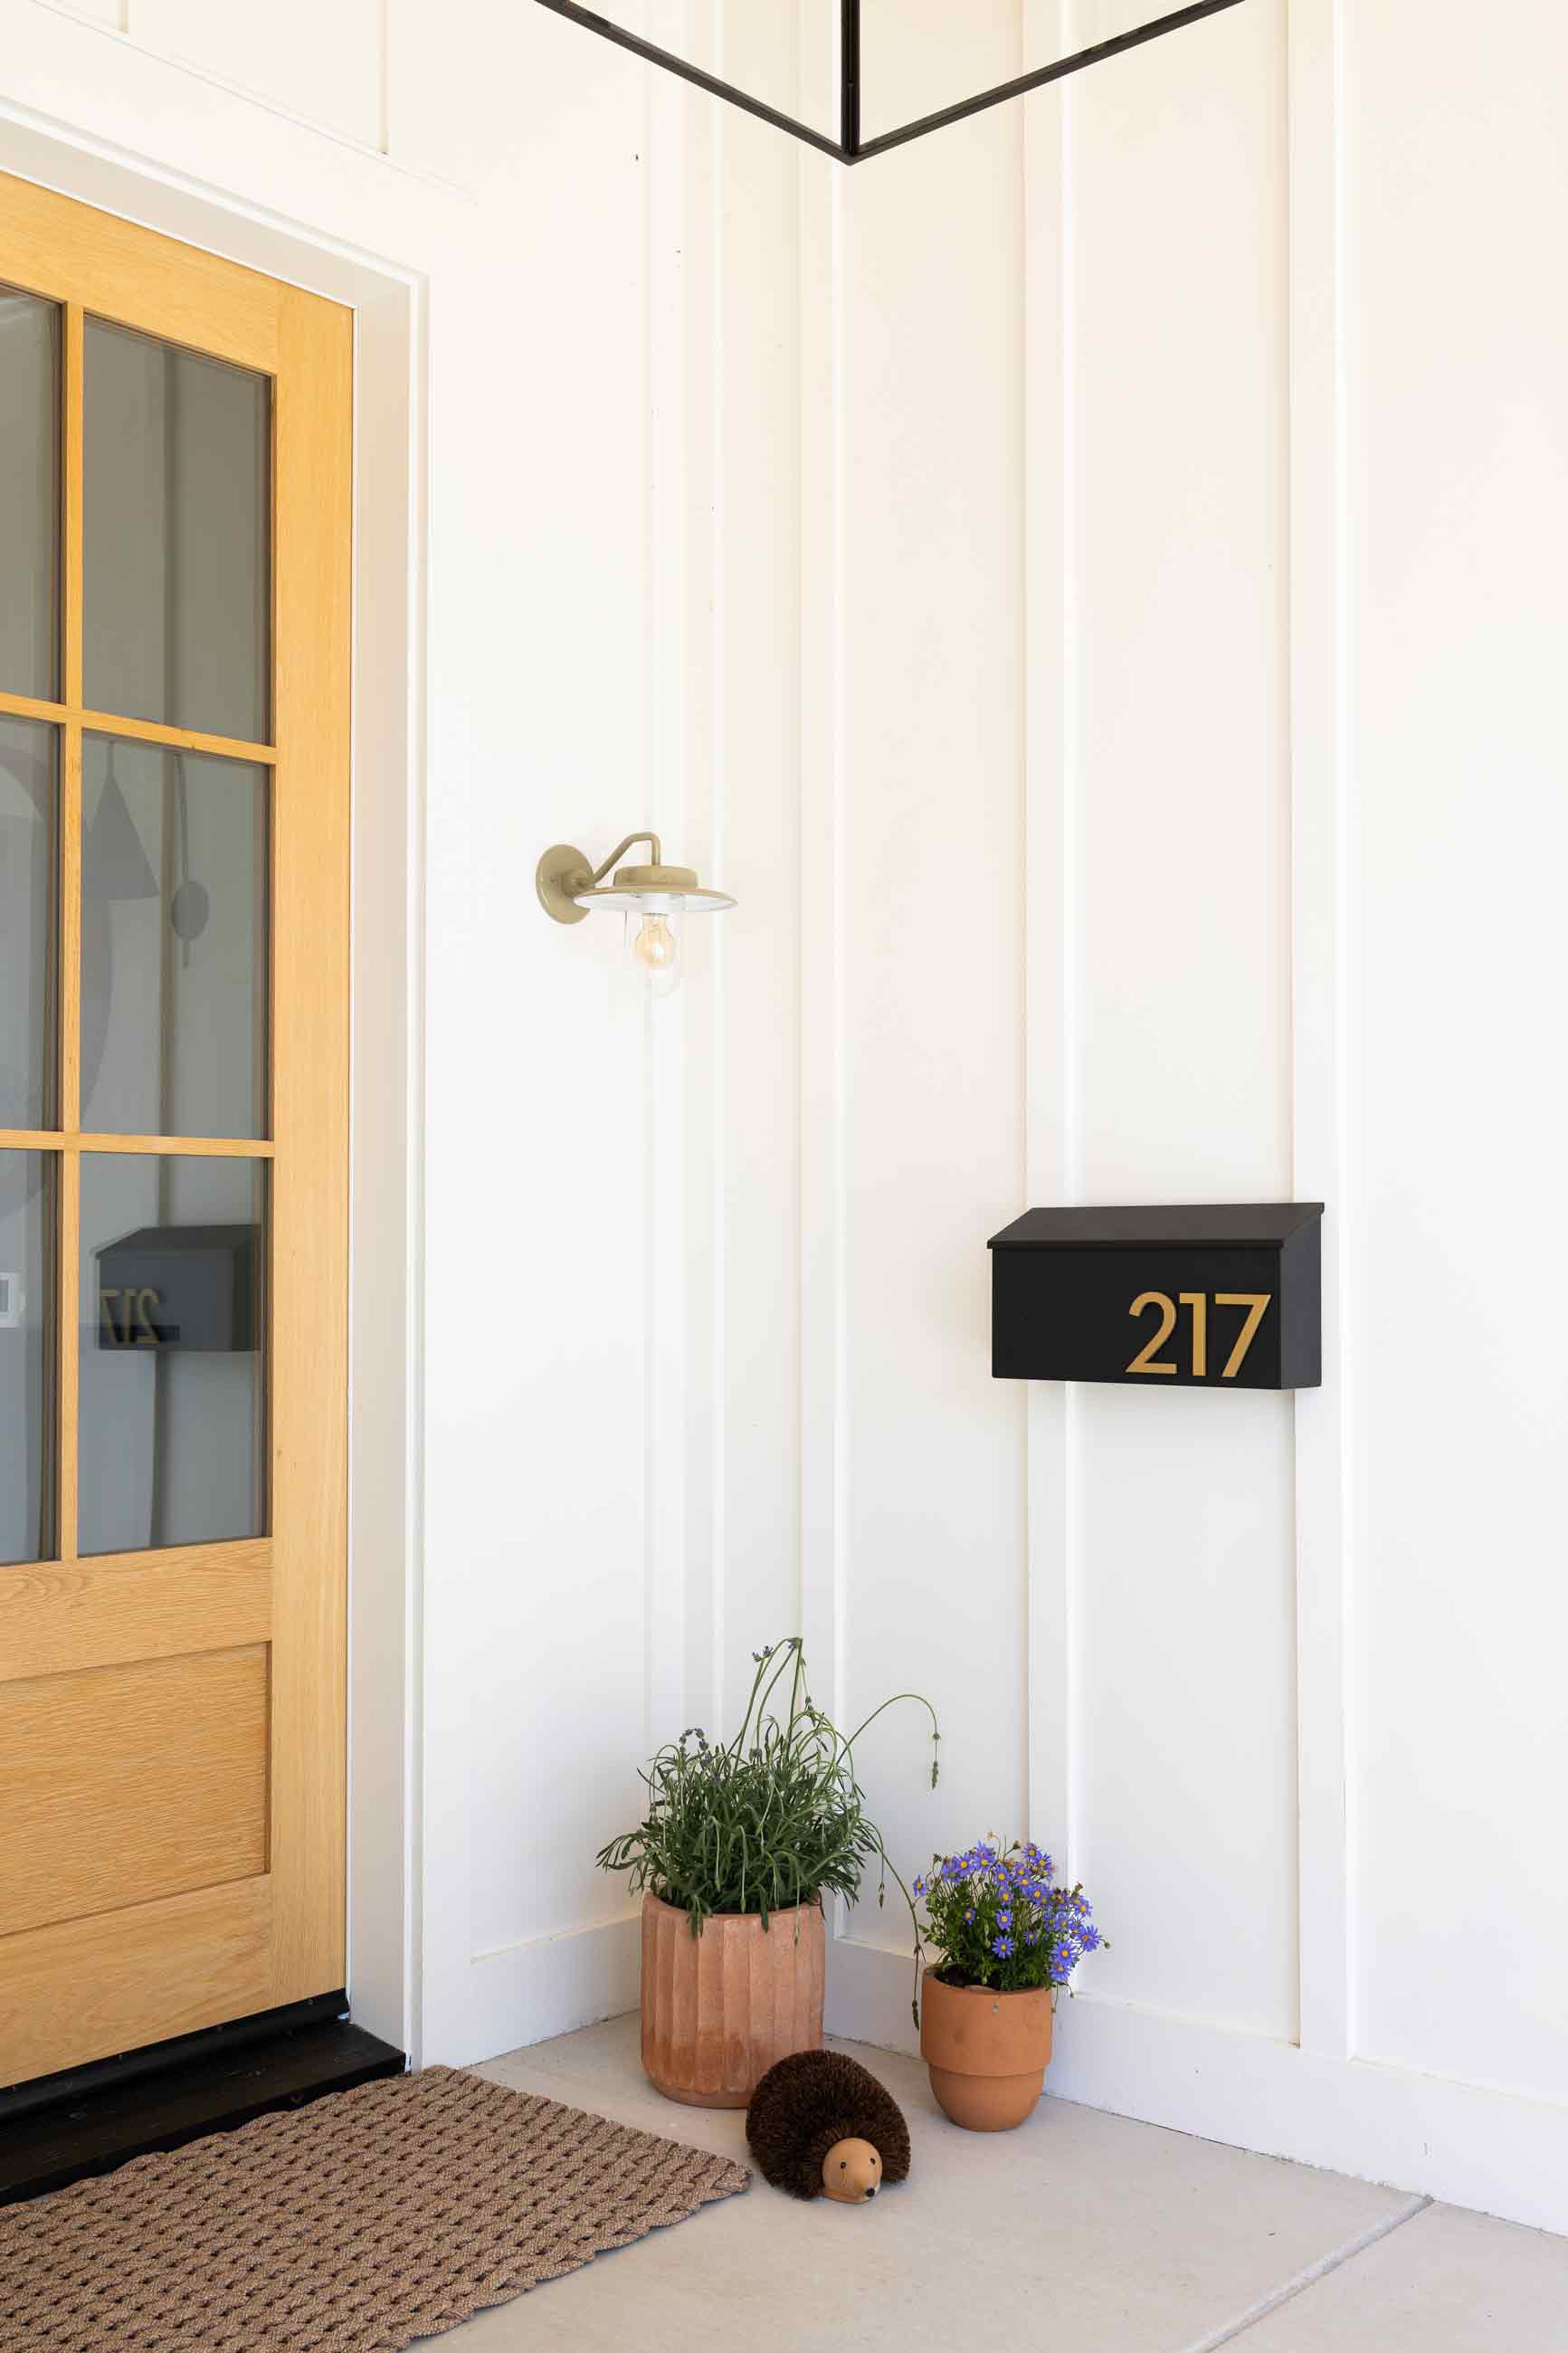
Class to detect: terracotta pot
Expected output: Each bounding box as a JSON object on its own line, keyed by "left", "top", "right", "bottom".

{"left": 640, "top": 1891, "right": 825, "bottom": 2109}
{"left": 919, "top": 1968, "right": 1054, "bottom": 2131}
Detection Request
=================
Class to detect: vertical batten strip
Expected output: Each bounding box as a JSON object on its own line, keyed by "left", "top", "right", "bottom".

{"left": 795, "top": 0, "right": 845, "bottom": 1937}
{"left": 668, "top": 0, "right": 713, "bottom": 1744}
{"left": 1288, "top": 0, "right": 1354, "bottom": 2062}
{"left": 1058, "top": 3, "right": 1086, "bottom": 1895}
{"left": 1023, "top": 0, "right": 1079, "bottom": 1884}
{"left": 705, "top": 0, "right": 727, "bottom": 1748}
{"left": 644, "top": 0, "right": 694, "bottom": 1755}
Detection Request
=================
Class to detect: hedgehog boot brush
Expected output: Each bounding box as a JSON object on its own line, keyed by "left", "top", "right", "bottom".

{"left": 746, "top": 2049, "right": 912, "bottom": 2204}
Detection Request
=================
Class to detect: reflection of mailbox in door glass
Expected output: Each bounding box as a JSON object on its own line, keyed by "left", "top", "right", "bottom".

{"left": 94, "top": 1224, "right": 260, "bottom": 1353}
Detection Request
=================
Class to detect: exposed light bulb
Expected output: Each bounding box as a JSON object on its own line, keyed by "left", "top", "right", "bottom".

{"left": 632, "top": 913, "right": 678, "bottom": 974}
{"left": 630, "top": 909, "right": 682, "bottom": 996}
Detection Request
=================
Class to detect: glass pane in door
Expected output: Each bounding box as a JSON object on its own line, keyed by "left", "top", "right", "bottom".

{"left": 79, "top": 1153, "right": 266, "bottom": 1556}
{"left": 0, "top": 1152, "right": 55, "bottom": 1567}
{"left": 80, "top": 737, "right": 268, "bottom": 1140}
{"left": 0, "top": 715, "right": 56, "bottom": 1132}
{"left": 83, "top": 319, "right": 271, "bottom": 744}
{"left": 0, "top": 286, "right": 59, "bottom": 700}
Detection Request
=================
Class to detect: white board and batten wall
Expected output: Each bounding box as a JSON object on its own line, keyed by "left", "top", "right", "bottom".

{"left": 2, "top": 0, "right": 1564, "bottom": 2236}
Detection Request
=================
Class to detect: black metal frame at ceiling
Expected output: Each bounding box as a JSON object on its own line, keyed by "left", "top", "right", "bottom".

{"left": 529, "top": 0, "right": 1250, "bottom": 167}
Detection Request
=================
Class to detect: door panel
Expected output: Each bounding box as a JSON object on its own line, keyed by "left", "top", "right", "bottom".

{"left": 2, "top": 1881, "right": 275, "bottom": 2091}
{"left": 0, "top": 170, "right": 350, "bottom": 2083}
{"left": 0, "top": 1538, "right": 271, "bottom": 1682}
{"left": 0, "top": 1645, "right": 268, "bottom": 1935}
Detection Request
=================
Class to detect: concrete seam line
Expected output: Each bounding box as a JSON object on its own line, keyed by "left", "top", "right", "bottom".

{"left": 1176, "top": 2194, "right": 1434, "bottom": 2353}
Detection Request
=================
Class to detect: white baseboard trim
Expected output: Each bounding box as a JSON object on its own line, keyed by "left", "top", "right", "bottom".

{"left": 825, "top": 1939, "right": 1568, "bottom": 2239}
{"left": 430, "top": 1913, "right": 641, "bottom": 2071}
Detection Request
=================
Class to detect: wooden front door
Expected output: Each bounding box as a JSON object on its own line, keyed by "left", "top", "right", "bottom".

{"left": 0, "top": 174, "right": 351, "bottom": 2085}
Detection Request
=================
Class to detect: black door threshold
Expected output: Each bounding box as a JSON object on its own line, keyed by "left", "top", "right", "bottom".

{"left": 0, "top": 1995, "right": 406, "bottom": 2206}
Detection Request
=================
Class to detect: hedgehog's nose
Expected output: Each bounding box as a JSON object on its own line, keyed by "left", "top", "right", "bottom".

{"left": 864, "top": 2186, "right": 877, "bottom": 2199}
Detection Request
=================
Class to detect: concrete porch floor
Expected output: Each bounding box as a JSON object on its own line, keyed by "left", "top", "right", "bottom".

{"left": 435, "top": 2016, "right": 1568, "bottom": 2352}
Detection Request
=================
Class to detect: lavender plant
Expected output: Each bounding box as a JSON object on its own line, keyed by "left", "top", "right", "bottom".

{"left": 915, "top": 1839, "right": 1103, "bottom": 1996}
{"left": 595, "top": 1639, "right": 940, "bottom": 1943}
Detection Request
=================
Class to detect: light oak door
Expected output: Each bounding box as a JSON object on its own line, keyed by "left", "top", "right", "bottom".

{"left": 0, "top": 174, "right": 351, "bottom": 2085}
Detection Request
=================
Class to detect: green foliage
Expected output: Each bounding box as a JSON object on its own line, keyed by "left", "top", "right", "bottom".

{"left": 595, "top": 1640, "right": 940, "bottom": 1948}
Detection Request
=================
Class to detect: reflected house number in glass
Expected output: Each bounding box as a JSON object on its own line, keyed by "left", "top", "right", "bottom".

{"left": 988, "top": 1205, "right": 1324, "bottom": 1393}
{"left": 99, "top": 1284, "right": 165, "bottom": 1349}
{"left": 93, "top": 1221, "right": 260, "bottom": 1354}
{"left": 79, "top": 1158, "right": 266, "bottom": 1558}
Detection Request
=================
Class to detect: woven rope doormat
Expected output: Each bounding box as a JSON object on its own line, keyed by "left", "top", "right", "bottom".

{"left": 0, "top": 2065, "right": 749, "bottom": 2351}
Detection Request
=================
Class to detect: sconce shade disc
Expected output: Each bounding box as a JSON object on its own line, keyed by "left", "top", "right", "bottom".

{"left": 612, "top": 862, "right": 698, "bottom": 892}
{"left": 571, "top": 856, "right": 736, "bottom": 916}
{"left": 572, "top": 882, "right": 736, "bottom": 914}
{"left": 536, "top": 843, "right": 594, "bottom": 925}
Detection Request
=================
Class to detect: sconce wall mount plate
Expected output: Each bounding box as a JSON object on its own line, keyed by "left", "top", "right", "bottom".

{"left": 536, "top": 843, "right": 595, "bottom": 925}
{"left": 531, "top": 0, "right": 1251, "bottom": 168}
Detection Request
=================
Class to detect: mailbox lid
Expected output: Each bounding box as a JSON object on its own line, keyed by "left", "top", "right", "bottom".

{"left": 989, "top": 1203, "right": 1324, "bottom": 1252}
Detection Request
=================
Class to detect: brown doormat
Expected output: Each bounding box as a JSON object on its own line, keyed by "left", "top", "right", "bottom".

{"left": 0, "top": 2064, "right": 749, "bottom": 2350}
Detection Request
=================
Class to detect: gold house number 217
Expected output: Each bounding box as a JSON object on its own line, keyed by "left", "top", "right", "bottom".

{"left": 1126, "top": 1291, "right": 1271, "bottom": 1380}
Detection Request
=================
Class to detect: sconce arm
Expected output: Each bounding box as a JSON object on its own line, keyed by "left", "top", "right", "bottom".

{"left": 537, "top": 829, "right": 696, "bottom": 927}
{"left": 591, "top": 832, "right": 662, "bottom": 884}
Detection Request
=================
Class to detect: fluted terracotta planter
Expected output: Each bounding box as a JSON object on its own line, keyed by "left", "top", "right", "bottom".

{"left": 919, "top": 1968, "right": 1054, "bottom": 2131}
{"left": 640, "top": 1891, "right": 824, "bottom": 2109}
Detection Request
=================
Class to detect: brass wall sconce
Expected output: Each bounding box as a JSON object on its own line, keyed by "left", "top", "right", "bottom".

{"left": 536, "top": 832, "right": 736, "bottom": 997}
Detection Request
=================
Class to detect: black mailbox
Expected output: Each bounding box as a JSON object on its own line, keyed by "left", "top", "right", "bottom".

{"left": 988, "top": 1205, "right": 1323, "bottom": 1391}
{"left": 93, "top": 1224, "right": 261, "bottom": 1354}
